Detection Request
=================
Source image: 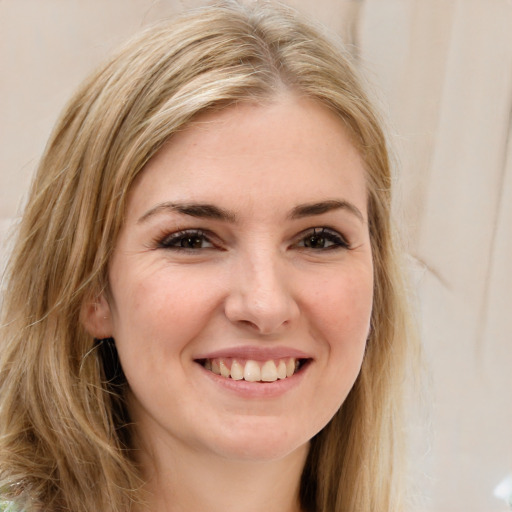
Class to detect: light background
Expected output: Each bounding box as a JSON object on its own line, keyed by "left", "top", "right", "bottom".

{"left": 1, "top": 1, "right": 511, "bottom": 511}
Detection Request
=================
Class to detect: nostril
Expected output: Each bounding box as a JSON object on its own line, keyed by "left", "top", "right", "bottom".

{"left": 237, "top": 318, "right": 289, "bottom": 336}
{"left": 224, "top": 284, "right": 299, "bottom": 335}
{"left": 239, "top": 319, "right": 257, "bottom": 329}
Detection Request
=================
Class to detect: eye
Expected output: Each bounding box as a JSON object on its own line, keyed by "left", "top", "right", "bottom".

{"left": 158, "top": 230, "right": 214, "bottom": 250}
{"left": 296, "top": 227, "right": 350, "bottom": 250}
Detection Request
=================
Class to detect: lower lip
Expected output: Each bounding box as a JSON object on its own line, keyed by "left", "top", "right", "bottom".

{"left": 195, "top": 361, "right": 309, "bottom": 399}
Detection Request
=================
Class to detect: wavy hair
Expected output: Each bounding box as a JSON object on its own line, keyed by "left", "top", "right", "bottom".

{"left": 0, "top": 2, "right": 416, "bottom": 511}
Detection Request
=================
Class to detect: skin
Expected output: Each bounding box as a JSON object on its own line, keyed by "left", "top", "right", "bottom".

{"left": 83, "top": 94, "right": 374, "bottom": 512}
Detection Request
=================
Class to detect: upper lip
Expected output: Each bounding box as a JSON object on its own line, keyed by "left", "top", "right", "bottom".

{"left": 194, "top": 346, "right": 313, "bottom": 361}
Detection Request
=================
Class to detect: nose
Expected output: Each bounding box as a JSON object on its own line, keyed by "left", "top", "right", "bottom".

{"left": 224, "top": 251, "right": 300, "bottom": 335}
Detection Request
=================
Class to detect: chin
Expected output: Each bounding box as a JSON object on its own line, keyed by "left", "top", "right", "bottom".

{"left": 205, "top": 419, "right": 313, "bottom": 462}
{"left": 217, "top": 440, "right": 310, "bottom": 463}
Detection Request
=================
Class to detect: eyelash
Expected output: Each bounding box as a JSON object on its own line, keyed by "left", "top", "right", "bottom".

{"left": 157, "top": 230, "right": 216, "bottom": 250}
{"left": 295, "top": 227, "right": 350, "bottom": 250}
{"left": 156, "top": 227, "right": 350, "bottom": 252}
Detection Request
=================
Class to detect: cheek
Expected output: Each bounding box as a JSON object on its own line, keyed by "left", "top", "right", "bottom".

{"left": 293, "top": 267, "right": 373, "bottom": 433}
{"left": 309, "top": 267, "right": 373, "bottom": 334}
{"left": 305, "top": 265, "right": 373, "bottom": 377}
{"left": 109, "top": 266, "right": 223, "bottom": 357}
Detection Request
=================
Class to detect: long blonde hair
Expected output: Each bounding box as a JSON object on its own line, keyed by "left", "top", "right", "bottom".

{"left": 0, "top": 2, "right": 415, "bottom": 511}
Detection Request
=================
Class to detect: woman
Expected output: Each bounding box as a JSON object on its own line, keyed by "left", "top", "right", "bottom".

{"left": 0, "top": 2, "right": 415, "bottom": 511}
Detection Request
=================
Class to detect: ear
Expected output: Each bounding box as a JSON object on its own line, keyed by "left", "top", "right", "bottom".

{"left": 80, "top": 292, "right": 114, "bottom": 339}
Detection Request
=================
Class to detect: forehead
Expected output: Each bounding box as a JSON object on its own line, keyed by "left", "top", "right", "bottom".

{"left": 128, "top": 95, "right": 368, "bottom": 221}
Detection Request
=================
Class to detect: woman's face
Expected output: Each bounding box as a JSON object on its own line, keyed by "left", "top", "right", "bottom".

{"left": 88, "top": 95, "right": 373, "bottom": 464}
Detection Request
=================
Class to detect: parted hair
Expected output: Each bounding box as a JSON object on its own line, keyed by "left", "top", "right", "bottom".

{"left": 0, "top": 2, "right": 414, "bottom": 511}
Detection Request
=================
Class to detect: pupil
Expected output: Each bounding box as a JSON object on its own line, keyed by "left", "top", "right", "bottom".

{"left": 181, "top": 237, "right": 202, "bottom": 248}
{"left": 306, "top": 235, "right": 324, "bottom": 248}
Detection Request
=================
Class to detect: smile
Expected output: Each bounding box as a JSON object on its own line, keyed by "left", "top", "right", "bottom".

{"left": 197, "top": 357, "right": 308, "bottom": 382}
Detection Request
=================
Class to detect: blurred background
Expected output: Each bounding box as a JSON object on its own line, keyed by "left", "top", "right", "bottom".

{"left": 0, "top": 1, "right": 511, "bottom": 510}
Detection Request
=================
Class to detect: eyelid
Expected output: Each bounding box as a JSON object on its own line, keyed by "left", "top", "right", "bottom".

{"left": 156, "top": 228, "right": 219, "bottom": 250}
{"left": 293, "top": 226, "right": 351, "bottom": 250}
{"left": 152, "top": 226, "right": 350, "bottom": 252}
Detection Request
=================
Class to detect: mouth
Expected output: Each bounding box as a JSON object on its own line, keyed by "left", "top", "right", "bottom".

{"left": 195, "top": 357, "right": 310, "bottom": 383}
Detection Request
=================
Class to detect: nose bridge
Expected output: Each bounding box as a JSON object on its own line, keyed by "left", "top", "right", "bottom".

{"left": 247, "top": 249, "right": 285, "bottom": 307}
{"left": 225, "top": 243, "right": 299, "bottom": 334}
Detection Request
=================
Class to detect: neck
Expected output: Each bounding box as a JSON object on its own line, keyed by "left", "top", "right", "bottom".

{"left": 136, "top": 438, "right": 309, "bottom": 512}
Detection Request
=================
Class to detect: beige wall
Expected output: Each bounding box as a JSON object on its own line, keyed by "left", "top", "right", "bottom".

{"left": 1, "top": 1, "right": 511, "bottom": 510}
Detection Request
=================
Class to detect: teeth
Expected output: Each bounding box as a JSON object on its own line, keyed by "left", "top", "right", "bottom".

{"left": 261, "top": 360, "right": 278, "bottom": 382}
{"left": 211, "top": 359, "right": 221, "bottom": 375}
{"left": 277, "top": 360, "right": 287, "bottom": 380}
{"left": 244, "top": 360, "right": 261, "bottom": 382}
{"left": 286, "top": 359, "right": 295, "bottom": 378}
{"left": 230, "top": 360, "right": 244, "bottom": 380}
{"left": 202, "top": 357, "right": 304, "bottom": 382}
{"left": 219, "top": 360, "right": 230, "bottom": 378}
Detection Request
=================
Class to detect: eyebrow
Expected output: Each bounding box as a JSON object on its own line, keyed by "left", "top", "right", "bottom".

{"left": 138, "top": 202, "right": 237, "bottom": 224}
{"left": 288, "top": 200, "right": 365, "bottom": 223}
{"left": 137, "top": 199, "right": 365, "bottom": 224}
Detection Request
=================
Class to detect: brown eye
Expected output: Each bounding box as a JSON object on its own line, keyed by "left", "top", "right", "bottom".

{"left": 297, "top": 228, "right": 349, "bottom": 250}
{"left": 159, "top": 230, "right": 214, "bottom": 250}
{"left": 303, "top": 232, "right": 326, "bottom": 248}
{"left": 180, "top": 235, "right": 204, "bottom": 248}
